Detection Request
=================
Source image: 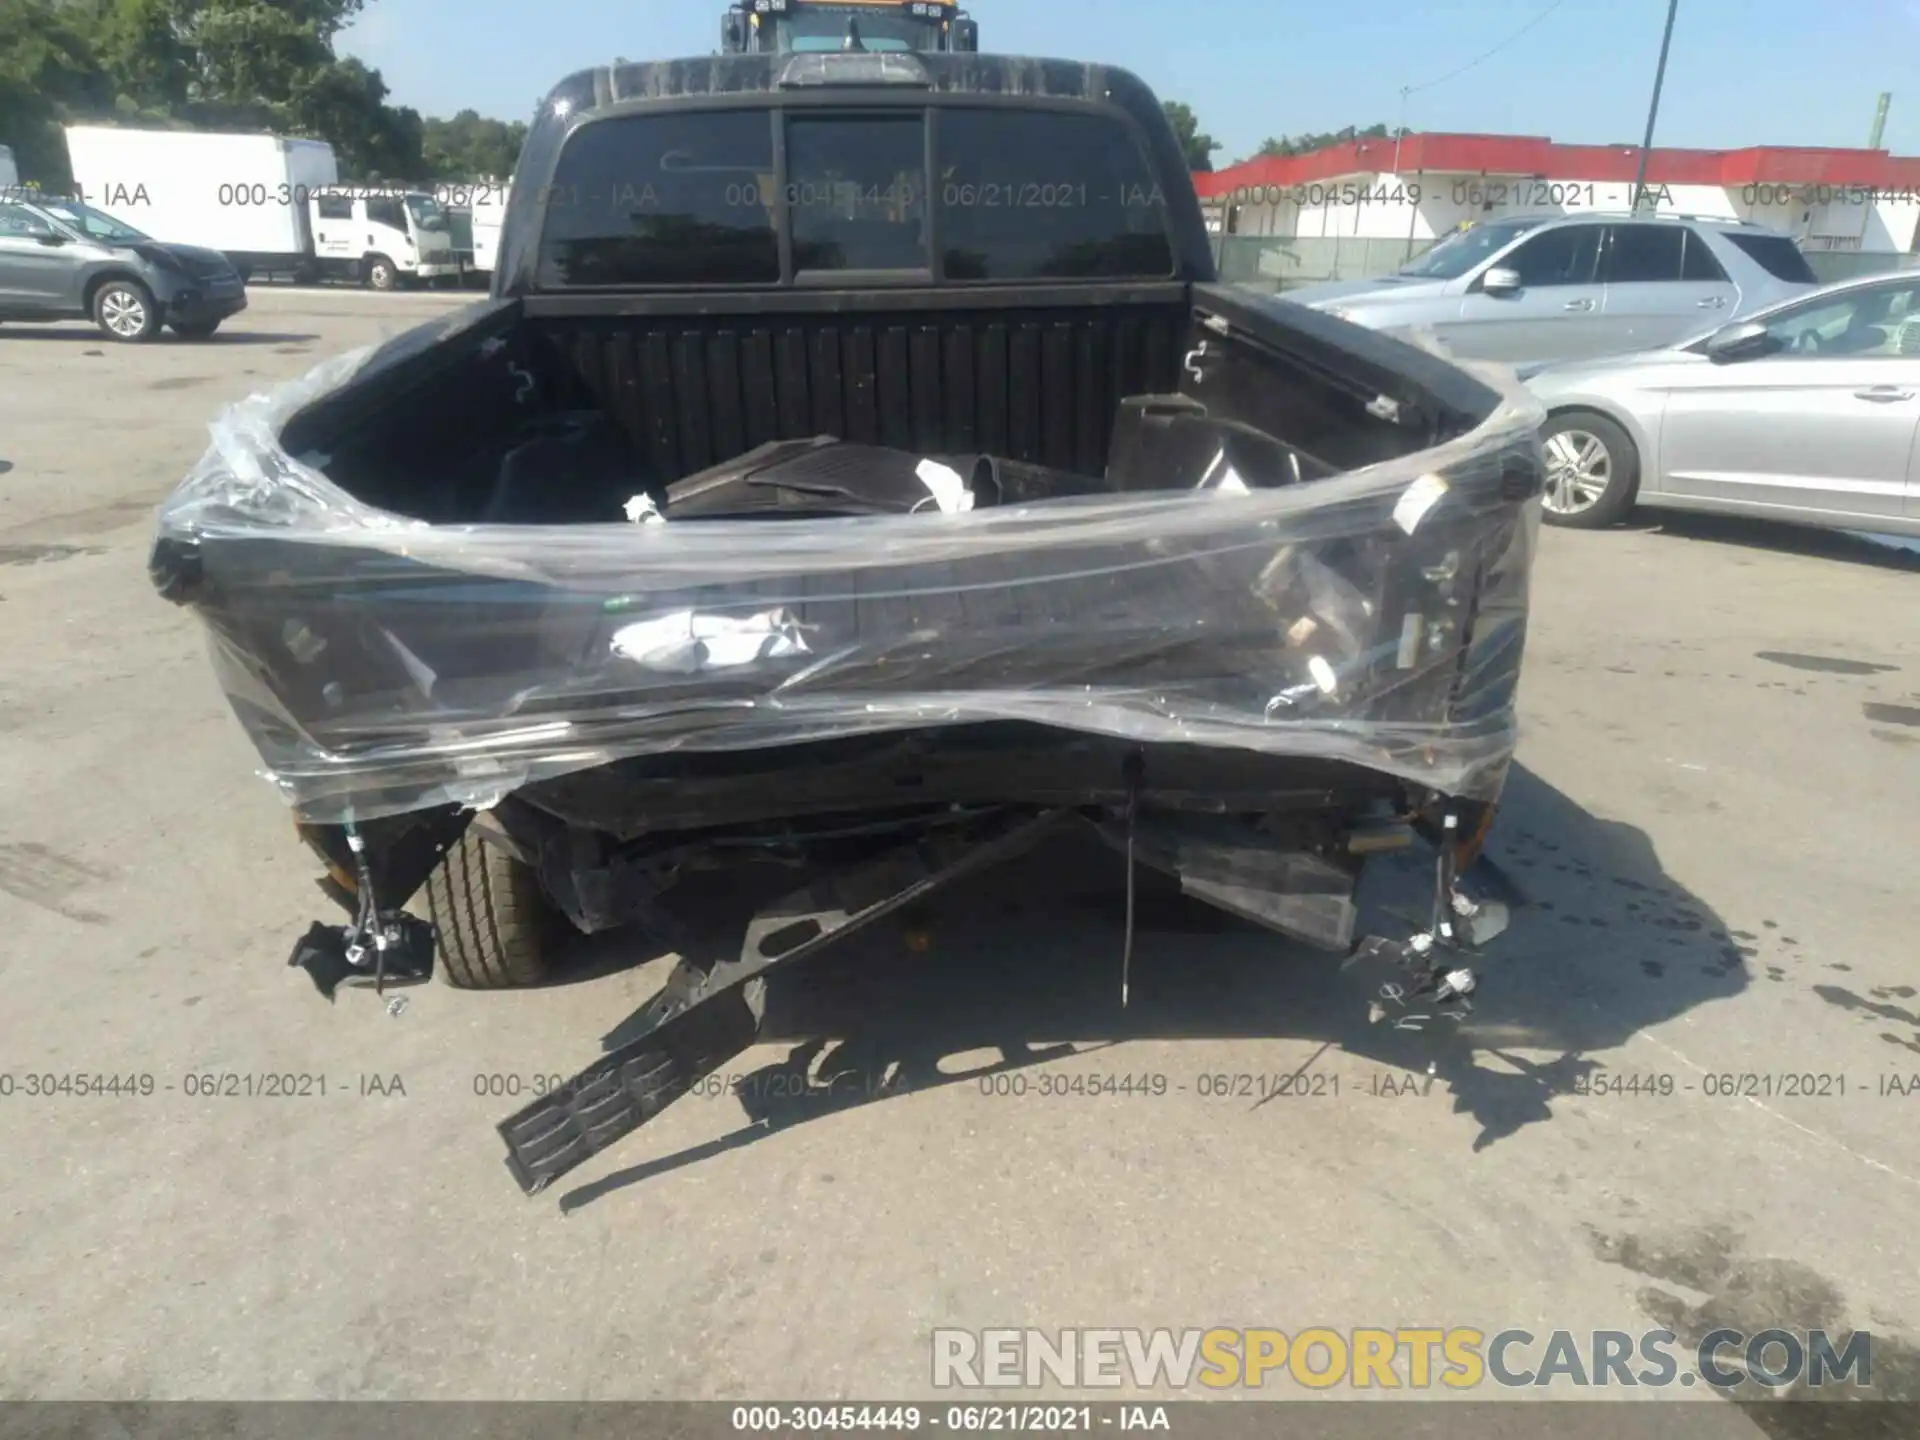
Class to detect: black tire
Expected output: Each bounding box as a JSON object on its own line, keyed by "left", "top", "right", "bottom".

{"left": 365, "top": 254, "right": 398, "bottom": 291}
{"left": 1540, "top": 409, "right": 1639, "bottom": 529}
{"left": 92, "top": 279, "right": 161, "bottom": 343}
{"left": 170, "top": 319, "right": 222, "bottom": 339}
{"left": 424, "top": 830, "right": 561, "bottom": 989}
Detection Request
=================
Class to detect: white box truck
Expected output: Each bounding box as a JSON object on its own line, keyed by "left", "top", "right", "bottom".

{"left": 63, "top": 126, "right": 334, "bottom": 280}
{"left": 306, "top": 183, "right": 460, "bottom": 288}
{"left": 468, "top": 181, "right": 508, "bottom": 278}
{"left": 62, "top": 126, "right": 459, "bottom": 288}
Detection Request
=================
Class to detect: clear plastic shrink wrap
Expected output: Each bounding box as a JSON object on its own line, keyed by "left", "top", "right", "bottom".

{"left": 151, "top": 340, "right": 1542, "bottom": 825}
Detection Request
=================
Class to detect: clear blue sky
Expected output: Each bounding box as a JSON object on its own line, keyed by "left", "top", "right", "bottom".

{"left": 339, "top": 0, "right": 1920, "bottom": 166}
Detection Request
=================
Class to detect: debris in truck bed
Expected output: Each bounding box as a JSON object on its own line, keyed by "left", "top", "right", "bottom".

{"left": 657, "top": 437, "right": 1087, "bottom": 521}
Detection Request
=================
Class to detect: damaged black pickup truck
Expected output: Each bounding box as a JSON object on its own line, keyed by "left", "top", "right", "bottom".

{"left": 150, "top": 49, "right": 1544, "bottom": 1194}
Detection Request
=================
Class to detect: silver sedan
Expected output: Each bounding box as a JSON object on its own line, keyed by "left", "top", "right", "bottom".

{"left": 1522, "top": 271, "right": 1920, "bottom": 535}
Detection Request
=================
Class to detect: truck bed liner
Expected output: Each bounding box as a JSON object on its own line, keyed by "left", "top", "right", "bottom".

{"left": 532, "top": 300, "right": 1191, "bottom": 487}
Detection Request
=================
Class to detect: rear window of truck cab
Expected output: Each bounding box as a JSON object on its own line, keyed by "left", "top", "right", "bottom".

{"left": 535, "top": 105, "right": 1174, "bottom": 288}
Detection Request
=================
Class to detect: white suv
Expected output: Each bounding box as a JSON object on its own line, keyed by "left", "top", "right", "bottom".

{"left": 1287, "top": 213, "right": 1819, "bottom": 365}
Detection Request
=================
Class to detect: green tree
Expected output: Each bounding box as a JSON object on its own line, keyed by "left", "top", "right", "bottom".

{"left": 296, "top": 55, "right": 423, "bottom": 179}
{"left": 82, "top": 0, "right": 195, "bottom": 121}
{"left": 75, "top": 0, "right": 366, "bottom": 118}
{"left": 421, "top": 109, "right": 528, "bottom": 180}
{"left": 1162, "top": 101, "right": 1220, "bottom": 173}
{"left": 1251, "top": 123, "right": 1405, "bottom": 160}
{"left": 0, "top": 1, "right": 116, "bottom": 188}
{"left": 2, "top": 0, "right": 526, "bottom": 188}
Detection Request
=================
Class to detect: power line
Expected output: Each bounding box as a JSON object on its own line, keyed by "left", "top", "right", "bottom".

{"left": 1403, "top": 0, "right": 1578, "bottom": 98}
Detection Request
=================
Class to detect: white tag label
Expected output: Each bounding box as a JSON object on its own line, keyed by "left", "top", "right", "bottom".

{"left": 1392, "top": 473, "right": 1450, "bottom": 535}
{"left": 611, "top": 608, "right": 810, "bottom": 673}
{"left": 915, "top": 459, "right": 974, "bottom": 514}
{"left": 1397, "top": 612, "right": 1423, "bottom": 669}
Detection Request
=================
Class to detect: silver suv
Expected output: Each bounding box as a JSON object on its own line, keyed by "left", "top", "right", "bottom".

{"left": 1286, "top": 213, "right": 1818, "bottom": 365}
{"left": 0, "top": 194, "right": 247, "bottom": 342}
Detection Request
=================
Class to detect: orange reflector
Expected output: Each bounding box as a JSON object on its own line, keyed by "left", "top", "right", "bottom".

{"left": 294, "top": 821, "right": 359, "bottom": 894}
{"left": 1456, "top": 805, "right": 1497, "bottom": 869}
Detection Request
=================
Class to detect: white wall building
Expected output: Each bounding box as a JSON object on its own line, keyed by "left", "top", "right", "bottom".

{"left": 1197, "top": 132, "right": 1920, "bottom": 263}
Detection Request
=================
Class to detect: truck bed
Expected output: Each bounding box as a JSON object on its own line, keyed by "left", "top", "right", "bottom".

{"left": 278, "top": 283, "right": 1509, "bottom": 516}
{"left": 284, "top": 288, "right": 1188, "bottom": 523}
{"left": 152, "top": 281, "right": 1540, "bottom": 839}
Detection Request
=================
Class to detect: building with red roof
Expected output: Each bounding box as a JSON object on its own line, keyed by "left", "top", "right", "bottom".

{"left": 1195, "top": 134, "right": 1920, "bottom": 260}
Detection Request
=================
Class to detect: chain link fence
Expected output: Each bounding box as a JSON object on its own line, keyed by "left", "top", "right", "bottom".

{"left": 1213, "top": 235, "right": 1435, "bottom": 292}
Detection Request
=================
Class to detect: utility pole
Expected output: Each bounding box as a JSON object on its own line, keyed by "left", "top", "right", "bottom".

{"left": 1868, "top": 93, "right": 1891, "bottom": 150}
{"left": 1630, "top": 0, "right": 1681, "bottom": 214}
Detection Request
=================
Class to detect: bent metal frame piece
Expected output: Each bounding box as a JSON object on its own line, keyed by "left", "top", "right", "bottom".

{"left": 495, "top": 806, "right": 1077, "bottom": 1195}
{"left": 491, "top": 798, "right": 1511, "bottom": 1196}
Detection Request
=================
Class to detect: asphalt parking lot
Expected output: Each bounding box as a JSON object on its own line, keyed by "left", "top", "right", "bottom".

{"left": 1, "top": 288, "right": 1917, "bottom": 1424}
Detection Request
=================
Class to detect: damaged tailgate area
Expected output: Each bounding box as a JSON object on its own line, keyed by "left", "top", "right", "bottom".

{"left": 151, "top": 297, "right": 1542, "bottom": 826}
{"left": 150, "top": 290, "right": 1543, "bottom": 1193}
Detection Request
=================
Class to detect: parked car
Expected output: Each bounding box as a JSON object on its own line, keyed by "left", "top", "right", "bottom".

{"left": 0, "top": 194, "right": 246, "bottom": 341}
{"left": 1287, "top": 212, "right": 1818, "bottom": 365}
{"left": 150, "top": 48, "right": 1542, "bottom": 1194}
{"left": 1523, "top": 270, "right": 1920, "bottom": 534}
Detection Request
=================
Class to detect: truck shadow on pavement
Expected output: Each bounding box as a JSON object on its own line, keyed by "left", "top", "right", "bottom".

{"left": 555, "top": 762, "right": 1749, "bottom": 1211}
{"left": 0, "top": 325, "right": 321, "bottom": 346}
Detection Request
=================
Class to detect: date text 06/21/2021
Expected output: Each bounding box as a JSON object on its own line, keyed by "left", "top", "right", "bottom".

{"left": 729, "top": 1405, "right": 1169, "bottom": 1433}
{"left": 0, "top": 1072, "right": 407, "bottom": 1098}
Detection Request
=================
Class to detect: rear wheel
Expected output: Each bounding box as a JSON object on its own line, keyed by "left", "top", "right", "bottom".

{"left": 93, "top": 280, "right": 160, "bottom": 343}
{"left": 1540, "top": 410, "right": 1638, "bottom": 529}
{"left": 423, "top": 830, "right": 562, "bottom": 989}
